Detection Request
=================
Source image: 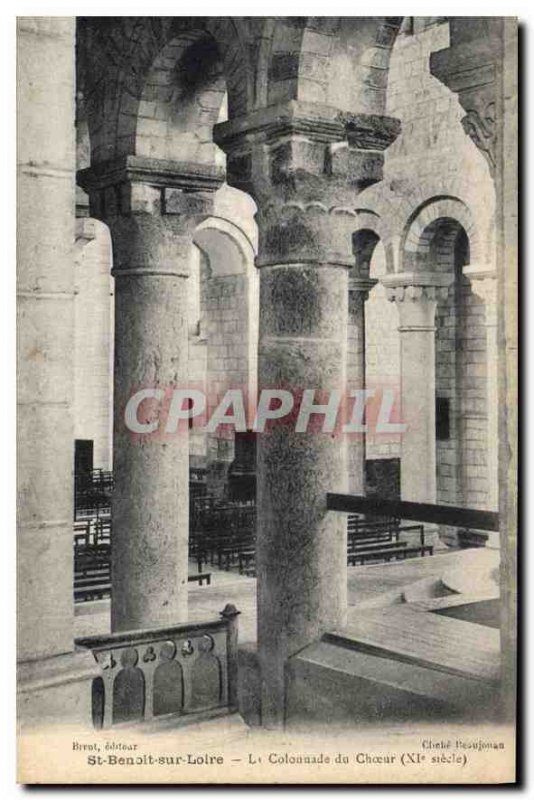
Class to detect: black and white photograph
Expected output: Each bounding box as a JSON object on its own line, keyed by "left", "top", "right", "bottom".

{"left": 14, "top": 12, "right": 518, "bottom": 785}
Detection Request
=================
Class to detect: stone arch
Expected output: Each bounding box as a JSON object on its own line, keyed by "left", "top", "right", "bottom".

{"left": 358, "top": 167, "right": 496, "bottom": 272}
{"left": 133, "top": 32, "right": 227, "bottom": 165}
{"left": 353, "top": 229, "right": 380, "bottom": 269}
{"left": 205, "top": 17, "right": 254, "bottom": 117}
{"left": 400, "top": 197, "right": 481, "bottom": 273}
{"left": 351, "top": 209, "right": 393, "bottom": 277}
{"left": 260, "top": 17, "right": 404, "bottom": 113}
{"left": 194, "top": 217, "right": 257, "bottom": 277}
{"left": 189, "top": 217, "right": 259, "bottom": 497}
{"left": 78, "top": 17, "right": 253, "bottom": 165}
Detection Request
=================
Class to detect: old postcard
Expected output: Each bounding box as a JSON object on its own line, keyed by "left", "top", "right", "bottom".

{"left": 16, "top": 15, "right": 518, "bottom": 784}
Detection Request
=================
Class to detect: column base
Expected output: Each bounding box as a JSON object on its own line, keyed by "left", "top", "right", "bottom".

{"left": 18, "top": 649, "right": 100, "bottom": 731}
{"left": 236, "top": 644, "right": 287, "bottom": 729}
{"left": 237, "top": 644, "right": 262, "bottom": 727}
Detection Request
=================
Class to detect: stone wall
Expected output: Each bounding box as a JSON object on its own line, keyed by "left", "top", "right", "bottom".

{"left": 360, "top": 19, "right": 497, "bottom": 521}
{"left": 384, "top": 22, "right": 494, "bottom": 196}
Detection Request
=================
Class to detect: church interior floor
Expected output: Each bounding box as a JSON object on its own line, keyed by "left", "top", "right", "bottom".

{"left": 74, "top": 548, "right": 499, "bottom": 644}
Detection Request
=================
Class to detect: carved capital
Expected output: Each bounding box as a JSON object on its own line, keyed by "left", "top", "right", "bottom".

{"left": 381, "top": 272, "right": 453, "bottom": 330}
{"left": 214, "top": 101, "right": 400, "bottom": 268}
{"left": 214, "top": 101, "right": 400, "bottom": 203}
{"left": 461, "top": 101, "right": 496, "bottom": 172}
{"left": 77, "top": 156, "right": 224, "bottom": 278}
{"left": 77, "top": 155, "right": 223, "bottom": 227}
{"left": 255, "top": 201, "right": 361, "bottom": 268}
{"left": 381, "top": 272, "right": 453, "bottom": 303}
{"left": 430, "top": 20, "right": 502, "bottom": 175}
{"left": 348, "top": 276, "right": 378, "bottom": 310}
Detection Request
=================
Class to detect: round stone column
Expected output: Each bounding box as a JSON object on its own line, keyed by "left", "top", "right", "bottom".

{"left": 256, "top": 258, "right": 349, "bottom": 726}
{"left": 111, "top": 240, "right": 190, "bottom": 631}
{"left": 78, "top": 159, "right": 222, "bottom": 632}
{"left": 383, "top": 274, "right": 453, "bottom": 516}
{"left": 214, "top": 101, "right": 400, "bottom": 727}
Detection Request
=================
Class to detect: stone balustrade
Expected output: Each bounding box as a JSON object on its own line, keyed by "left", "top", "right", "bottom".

{"left": 76, "top": 605, "right": 240, "bottom": 730}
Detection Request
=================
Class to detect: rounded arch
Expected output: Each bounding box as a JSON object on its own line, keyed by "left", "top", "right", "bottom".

{"left": 357, "top": 168, "right": 496, "bottom": 273}
{"left": 78, "top": 17, "right": 253, "bottom": 165}
{"left": 401, "top": 196, "right": 480, "bottom": 270}
{"left": 133, "top": 32, "right": 227, "bottom": 165}
{"left": 193, "top": 216, "right": 257, "bottom": 278}
{"left": 352, "top": 229, "right": 380, "bottom": 274}
{"left": 188, "top": 216, "right": 259, "bottom": 496}
{"left": 258, "top": 17, "right": 404, "bottom": 114}
{"left": 351, "top": 209, "right": 395, "bottom": 276}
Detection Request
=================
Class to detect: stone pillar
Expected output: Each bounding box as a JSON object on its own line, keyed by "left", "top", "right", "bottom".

{"left": 383, "top": 274, "right": 452, "bottom": 535}
{"left": 215, "top": 103, "right": 400, "bottom": 725}
{"left": 347, "top": 276, "right": 377, "bottom": 493}
{"left": 464, "top": 265, "right": 498, "bottom": 514}
{"left": 17, "top": 18, "right": 98, "bottom": 727}
{"left": 78, "top": 157, "right": 222, "bottom": 632}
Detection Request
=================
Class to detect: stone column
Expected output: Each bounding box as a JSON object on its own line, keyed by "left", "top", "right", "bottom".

{"left": 383, "top": 274, "right": 452, "bottom": 535}
{"left": 347, "top": 276, "right": 377, "bottom": 494}
{"left": 464, "top": 265, "right": 499, "bottom": 517}
{"left": 78, "top": 157, "right": 222, "bottom": 632}
{"left": 215, "top": 103, "right": 400, "bottom": 726}
{"left": 17, "top": 18, "right": 98, "bottom": 727}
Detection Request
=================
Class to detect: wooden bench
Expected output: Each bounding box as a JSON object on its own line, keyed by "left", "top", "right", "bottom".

{"left": 346, "top": 514, "right": 430, "bottom": 564}
{"left": 74, "top": 571, "right": 213, "bottom": 602}
{"left": 349, "top": 544, "right": 433, "bottom": 566}
{"left": 347, "top": 541, "right": 407, "bottom": 563}
{"left": 187, "top": 572, "right": 212, "bottom": 586}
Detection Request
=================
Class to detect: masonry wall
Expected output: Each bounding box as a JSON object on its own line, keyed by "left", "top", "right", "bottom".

{"left": 457, "top": 284, "right": 489, "bottom": 509}
{"left": 363, "top": 20, "right": 496, "bottom": 523}
{"left": 383, "top": 22, "right": 494, "bottom": 196}
{"left": 202, "top": 262, "right": 252, "bottom": 494}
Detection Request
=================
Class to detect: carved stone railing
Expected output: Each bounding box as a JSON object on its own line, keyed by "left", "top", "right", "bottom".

{"left": 75, "top": 604, "right": 240, "bottom": 729}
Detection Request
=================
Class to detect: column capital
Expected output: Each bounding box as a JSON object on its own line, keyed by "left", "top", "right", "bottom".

{"left": 77, "top": 155, "right": 224, "bottom": 223}
{"left": 463, "top": 263, "right": 497, "bottom": 292}
{"left": 78, "top": 156, "right": 224, "bottom": 278}
{"left": 381, "top": 271, "right": 453, "bottom": 302}
{"left": 430, "top": 21, "right": 502, "bottom": 175}
{"left": 214, "top": 101, "right": 400, "bottom": 269}
{"left": 214, "top": 100, "right": 400, "bottom": 202}
{"left": 348, "top": 275, "right": 378, "bottom": 304}
{"left": 381, "top": 272, "right": 453, "bottom": 331}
